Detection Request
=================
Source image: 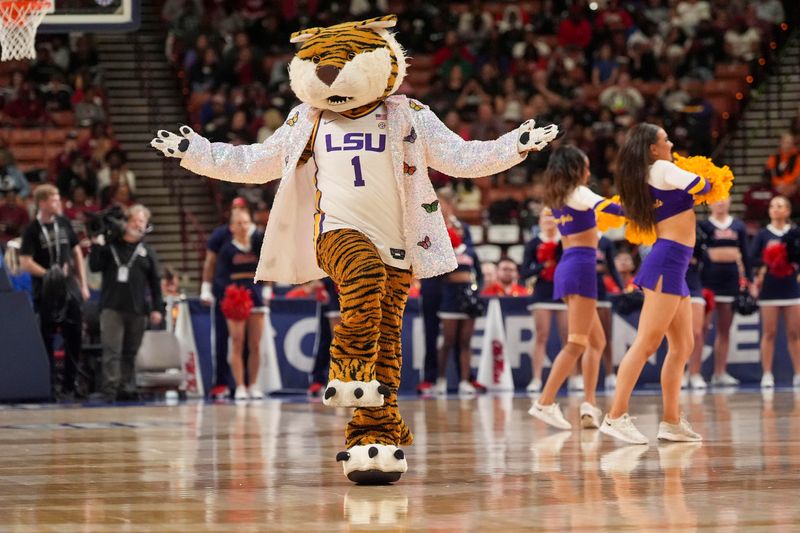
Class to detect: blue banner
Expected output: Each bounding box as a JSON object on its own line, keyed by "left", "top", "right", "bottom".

{"left": 188, "top": 297, "right": 794, "bottom": 394}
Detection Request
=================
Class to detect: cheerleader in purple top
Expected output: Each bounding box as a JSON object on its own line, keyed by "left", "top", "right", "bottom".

{"left": 528, "top": 146, "right": 623, "bottom": 430}
{"left": 600, "top": 124, "right": 711, "bottom": 445}
{"left": 749, "top": 196, "right": 800, "bottom": 388}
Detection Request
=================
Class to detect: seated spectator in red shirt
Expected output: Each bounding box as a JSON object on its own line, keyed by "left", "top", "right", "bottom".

{"left": 0, "top": 181, "right": 29, "bottom": 247}
{"left": 765, "top": 132, "right": 800, "bottom": 200}
{"left": 558, "top": 5, "right": 592, "bottom": 49}
{"left": 481, "top": 258, "right": 530, "bottom": 297}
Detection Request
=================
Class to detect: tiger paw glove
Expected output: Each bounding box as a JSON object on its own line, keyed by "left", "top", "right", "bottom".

{"left": 150, "top": 125, "right": 196, "bottom": 159}
{"left": 517, "top": 120, "right": 559, "bottom": 153}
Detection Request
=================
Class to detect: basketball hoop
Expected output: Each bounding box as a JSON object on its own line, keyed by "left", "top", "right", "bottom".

{"left": 0, "top": 0, "right": 53, "bottom": 61}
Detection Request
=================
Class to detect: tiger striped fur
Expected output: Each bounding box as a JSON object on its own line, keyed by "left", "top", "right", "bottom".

{"left": 316, "top": 229, "right": 413, "bottom": 448}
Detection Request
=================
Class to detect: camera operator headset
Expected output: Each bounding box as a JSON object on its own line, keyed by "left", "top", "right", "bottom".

{"left": 88, "top": 204, "right": 163, "bottom": 401}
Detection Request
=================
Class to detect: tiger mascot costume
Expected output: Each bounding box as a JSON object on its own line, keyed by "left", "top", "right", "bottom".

{"left": 151, "top": 15, "right": 558, "bottom": 484}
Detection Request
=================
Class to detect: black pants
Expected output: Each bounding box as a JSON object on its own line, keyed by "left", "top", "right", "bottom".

{"left": 38, "top": 296, "right": 83, "bottom": 394}
{"left": 311, "top": 304, "right": 333, "bottom": 384}
{"left": 213, "top": 301, "right": 231, "bottom": 389}
{"left": 420, "top": 277, "right": 443, "bottom": 383}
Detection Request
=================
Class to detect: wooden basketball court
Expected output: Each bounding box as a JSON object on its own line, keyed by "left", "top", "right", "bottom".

{"left": 1, "top": 390, "right": 799, "bottom": 531}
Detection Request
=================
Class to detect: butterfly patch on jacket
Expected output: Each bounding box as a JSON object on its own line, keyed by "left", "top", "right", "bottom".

{"left": 286, "top": 112, "right": 299, "bottom": 126}
{"left": 409, "top": 100, "right": 423, "bottom": 111}
{"left": 403, "top": 162, "right": 416, "bottom": 175}
{"left": 421, "top": 200, "right": 439, "bottom": 213}
{"left": 417, "top": 235, "right": 431, "bottom": 249}
{"left": 403, "top": 128, "right": 416, "bottom": 143}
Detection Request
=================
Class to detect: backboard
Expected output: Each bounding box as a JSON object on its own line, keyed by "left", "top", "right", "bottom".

{"left": 39, "top": 0, "right": 139, "bottom": 33}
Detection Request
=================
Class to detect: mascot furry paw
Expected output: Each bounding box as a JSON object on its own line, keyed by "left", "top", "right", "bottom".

{"left": 151, "top": 14, "right": 557, "bottom": 484}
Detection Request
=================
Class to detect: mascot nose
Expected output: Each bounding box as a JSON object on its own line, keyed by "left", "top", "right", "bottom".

{"left": 316, "top": 65, "right": 340, "bottom": 86}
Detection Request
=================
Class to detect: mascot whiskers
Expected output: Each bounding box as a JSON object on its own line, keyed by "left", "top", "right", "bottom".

{"left": 151, "top": 14, "right": 558, "bottom": 484}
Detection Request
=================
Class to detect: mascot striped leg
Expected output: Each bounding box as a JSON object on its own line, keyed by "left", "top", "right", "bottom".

{"left": 317, "top": 229, "right": 413, "bottom": 483}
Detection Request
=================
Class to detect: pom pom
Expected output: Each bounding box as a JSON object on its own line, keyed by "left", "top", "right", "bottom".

{"left": 447, "top": 226, "right": 463, "bottom": 248}
{"left": 595, "top": 195, "right": 626, "bottom": 232}
{"left": 220, "top": 284, "right": 253, "bottom": 321}
{"left": 672, "top": 153, "right": 735, "bottom": 206}
{"left": 536, "top": 242, "right": 558, "bottom": 281}
{"left": 624, "top": 223, "right": 657, "bottom": 246}
{"left": 762, "top": 242, "right": 794, "bottom": 277}
{"left": 702, "top": 288, "right": 716, "bottom": 314}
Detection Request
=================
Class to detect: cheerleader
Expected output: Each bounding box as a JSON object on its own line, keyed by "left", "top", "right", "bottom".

{"left": 597, "top": 233, "right": 623, "bottom": 389}
{"left": 528, "top": 145, "right": 623, "bottom": 430}
{"left": 699, "top": 198, "right": 750, "bottom": 386}
{"left": 521, "top": 209, "right": 566, "bottom": 393}
{"left": 750, "top": 196, "right": 800, "bottom": 388}
{"left": 684, "top": 224, "right": 711, "bottom": 390}
{"left": 435, "top": 219, "right": 482, "bottom": 396}
{"left": 216, "top": 208, "right": 268, "bottom": 400}
{"left": 601, "top": 124, "right": 710, "bottom": 444}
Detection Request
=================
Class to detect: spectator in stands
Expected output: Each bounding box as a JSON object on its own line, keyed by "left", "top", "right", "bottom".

{"left": 41, "top": 72, "right": 73, "bottom": 112}
{"left": 20, "top": 184, "right": 90, "bottom": 400}
{"left": 607, "top": 250, "right": 636, "bottom": 293}
{"left": 599, "top": 72, "right": 645, "bottom": 117}
{"left": 57, "top": 155, "right": 97, "bottom": 199}
{"left": 481, "top": 258, "right": 529, "bottom": 297}
{"left": 724, "top": 16, "right": 761, "bottom": 63}
{"left": 257, "top": 108, "right": 284, "bottom": 142}
{"left": 755, "top": 0, "right": 785, "bottom": 27}
{"left": 595, "top": 0, "right": 633, "bottom": 34}
{"left": 592, "top": 43, "right": 621, "bottom": 87}
{"left": 97, "top": 148, "right": 136, "bottom": 192}
{"left": 89, "top": 204, "right": 163, "bottom": 402}
{"left": 50, "top": 130, "right": 81, "bottom": 180}
{"left": 558, "top": 4, "right": 592, "bottom": 49}
{"left": 4, "top": 79, "right": 49, "bottom": 127}
{"left": 766, "top": 132, "right": 800, "bottom": 201}
{"left": 190, "top": 47, "right": 223, "bottom": 93}
{"left": 0, "top": 149, "right": 30, "bottom": 199}
{"left": 74, "top": 86, "right": 107, "bottom": 127}
{"left": 743, "top": 169, "right": 778, "bottom": 233}
{"left": 434, "top": 30, "right": 476, "bottom": 80}
{"left": 680, "top": 78, "right": 715, "bottom": 155}
{"left": 481, "top": 261, "right": 497, "bottom": 291}
{"left": 672, "top": 0, "right": 711, "bottom": 36}
{"left": 80, "top": 122, "right": 119, "bottom": 169}
{"left": 0, "top": 179, "right": 29, "bottom": 248}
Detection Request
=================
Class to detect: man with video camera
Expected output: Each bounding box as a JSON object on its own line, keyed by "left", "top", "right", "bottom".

{"left": 20, "top": 184, "right": 90, "bottom": 401}
{"left": 89, "top": 204, "right": 163, "bottom": 402}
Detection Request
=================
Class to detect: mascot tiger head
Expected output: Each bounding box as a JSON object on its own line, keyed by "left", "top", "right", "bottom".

{"left": 289, "top": 15, "right": 407, "bottom": 113}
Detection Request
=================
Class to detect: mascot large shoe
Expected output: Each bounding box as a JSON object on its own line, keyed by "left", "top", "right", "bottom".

{"left": 151, "top": 14, "right": 558, "bottom": 484}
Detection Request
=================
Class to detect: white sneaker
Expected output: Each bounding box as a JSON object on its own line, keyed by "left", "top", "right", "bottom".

{"left": 526, "top": 377, "right": 542, "bottom": 393}
{"left": 711, "top": 372, "right": 739, "bottom": 387}
{"left": 689, "top": 373, "right": 707, "bottom": 390}
{"left": 234, "top": 386, "right": 248, "bottom": 401}
{"left": 568, "top": 375, "right": 584, "bottom": 391}
{"left": 600, "top": 444, "right": 649, "bottom": 474}
{"left": 599, "top": 413, "right": 649, "bottom": 445}
{"left": 458, "top": 380, "right": 476, "bottom": 396}
{"left": 248, "top": 385, "right": 264, "bottom": 400}
{"left": 761, "top": 372, "right": 775, "bottom": 388}
{"left": 580, "top": 402, "right": 602, "bottom": 429}
{"left": 793, "top": 374, "right": 800, "bottom": 388}
{"left": 605, "top": 373, "right": 617, "bottom": 390}
{"left": 681, "top": 372, "right": 689, "bottom": 389}
{"left": 657, "top": 415, "right": 702, "bottom": 442}
{"left": 529, "top": 400, "right": 572, "bottom": 430}
{"left": 433, "top": 378, "right": 447, "bottom": 396}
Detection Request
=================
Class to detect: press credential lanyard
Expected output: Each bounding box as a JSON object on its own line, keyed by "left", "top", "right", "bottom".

{"left": 38, "top": 218, "right": 61, "bottom": 266}
{"left": 110, "top": 242, "right": 143, "bottom": 283}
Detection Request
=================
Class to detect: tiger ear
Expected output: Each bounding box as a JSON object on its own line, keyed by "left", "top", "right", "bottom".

{"left": 355, "top": 14, "right": 397, "bottom": 30}
{"left": 290, "top": 26, "right": 322, "bottom": 44}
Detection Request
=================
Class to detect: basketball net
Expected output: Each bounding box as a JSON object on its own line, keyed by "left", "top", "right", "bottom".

{"left": 0, "top": 1, "right": 53, "bottom": 61}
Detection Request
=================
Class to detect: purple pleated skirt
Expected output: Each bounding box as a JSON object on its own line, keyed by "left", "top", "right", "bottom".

{"left": 553, "top": 247, "right": 598, "bottom": 300}
{"left": 634, "top": 238, "right": 692, "bottom": 297}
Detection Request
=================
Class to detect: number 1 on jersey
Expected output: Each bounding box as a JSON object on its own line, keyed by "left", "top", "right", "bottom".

{"left": 351, "top": 156, "right": 365, "bottom": 187}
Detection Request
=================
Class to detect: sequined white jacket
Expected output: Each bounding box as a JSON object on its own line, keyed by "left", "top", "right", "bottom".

{"left": 181, "top": 95, "right": 526, "bottom": 284}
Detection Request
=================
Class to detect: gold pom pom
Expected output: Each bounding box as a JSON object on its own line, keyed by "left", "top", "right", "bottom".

{"left": 672, "top": 153, "right": 735, "bottom": 206}
{"left": 624, "top": 223, "right": 657, "bottom": 246}
{"left": 595, "top": 195, "right": 626, "bottom": 232}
